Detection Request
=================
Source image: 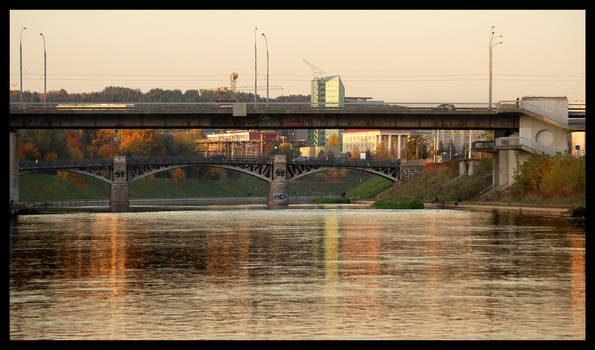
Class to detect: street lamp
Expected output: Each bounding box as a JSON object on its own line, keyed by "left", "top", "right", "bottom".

{"left": 261, "top": 32, "right": 269, "bottom": 106}
{"left": 19, "top": 26, "right": 27, "bottom": 109}
{"left": 254, "top": 27, "right": 258, "bottom": 107}
{"left": 40, "top": 33, "right": 46, "bottom": 105}
{"left": 489, "top": 25, "right": 503, "bottom": 111}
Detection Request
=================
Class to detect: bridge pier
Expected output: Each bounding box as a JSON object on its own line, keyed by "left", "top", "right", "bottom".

{"left": 267, "top": 155, "right": 289, "bottom": 209}
{"left": 110, "top": 156, "right": 129, "bottom": 212}
{"left": 10, "top": 130, "right": 19, "bottom": 206}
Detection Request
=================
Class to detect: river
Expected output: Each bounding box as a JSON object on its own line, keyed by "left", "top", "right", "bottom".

{"left": 9, "top": 209, "right": 585, "bottom": 340}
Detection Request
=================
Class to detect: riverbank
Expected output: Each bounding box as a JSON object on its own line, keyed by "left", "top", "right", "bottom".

{"left": 423, "top": 200, "right": 581, "bottom": 217}
{"left": 10, "top": 197, "right": 376, "bottom": 215}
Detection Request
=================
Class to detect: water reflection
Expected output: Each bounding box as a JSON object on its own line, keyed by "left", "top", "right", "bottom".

{"left": 10, "top": 210, "right": 584, "bottom": 340}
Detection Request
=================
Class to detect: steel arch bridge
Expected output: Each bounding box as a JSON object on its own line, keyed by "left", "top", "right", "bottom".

{"left": 18, "top": 155, "right": 420, "bottom": 184}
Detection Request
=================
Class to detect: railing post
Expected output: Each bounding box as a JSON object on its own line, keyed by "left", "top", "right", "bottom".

{"left": 267, "top": 155, "right": 289, "bottom": 209}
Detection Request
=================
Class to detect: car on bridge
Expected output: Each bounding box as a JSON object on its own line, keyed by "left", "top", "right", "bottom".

{"left": 208, "top": 155, "right": 227, "bottom": 161}
{"left": 434, "top": 103, "right": 456, "bottom": 112}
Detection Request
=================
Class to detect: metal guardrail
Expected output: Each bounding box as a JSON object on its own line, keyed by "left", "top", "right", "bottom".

{"left": 9, "top": 101, "right": 519, "bottom": 113}
{"left": 20, "top": 155, "right": 401, "bottom": 170}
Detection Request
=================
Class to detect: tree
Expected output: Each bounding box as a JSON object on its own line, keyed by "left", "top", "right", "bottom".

{"left": 171, "top": 168, "right": 186, "bottom": 183}
{"left": 89, "top": 129, "right": 119, "bottom": 158}
{"left": 119, "top": 129, "right": 166, "bottom": 156}
{"left": 405, "top": 135, "right": 430, "bottom": 160}
{"left": 172, "top": 132, "right": 196, "bottom": 155}
{"left": 374, "top": 142, "right": 390, "bottom": 161}
{"left": 350, "top": 146, "right": 361, "bottom": 160}
{"left": 44, "top": 152, "right": 59, "bottom": 160}
{"left": 20, "top": 142, "right": 40, "bottom": 160}
{"left": 326, "top": 133, "right": 341, "bottom": 147}
{"left": 66, "top": 132, "right": 84, "bottom": 159}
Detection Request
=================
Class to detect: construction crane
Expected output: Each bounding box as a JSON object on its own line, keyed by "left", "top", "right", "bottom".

{"left": 302, "top": 59, "right": 326, "bottom": 79}
{"left": 198, "top": 72, "right": 283, "bottom": 101}
{"left": 230, "top": 72, "right": 239, "bottom": 96}
{"left": 199, "top": 72, "right": 238, "bottom": 97}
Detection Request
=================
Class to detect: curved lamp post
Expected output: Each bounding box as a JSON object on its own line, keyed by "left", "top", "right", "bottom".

{"left": 254, "top": 27, "right": 258, "bottom": 107}
{"left": 261, "top": 32, "right": 269, "bottom": 106}
{"left": 19, "top": 26, "right": 27, "bottom": 108}
{"left": 40, "top": 33, "right": 46, "bottom": 105}
{"left": 489, "top": 25, "right": 503, "bottom": 111}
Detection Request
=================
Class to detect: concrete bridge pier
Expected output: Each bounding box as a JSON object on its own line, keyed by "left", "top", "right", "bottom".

{"left": 110, "top": 156, "right": 129, "bottom": 212}
{"left": 10, "top": 130, "right": 19, "bottom": 206}
{"left": 267, "top": 155, "right": 289, "bottom": 209}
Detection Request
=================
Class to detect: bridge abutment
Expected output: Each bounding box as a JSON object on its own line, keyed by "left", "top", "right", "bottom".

{"left": 10, "top": 131, "right": 19, "bottom": 206}
{"left": 267, "top": 155, "right": 289, "bottom": 209}
{"left": 110, "top": 156, "right": 129, "bottom": 212}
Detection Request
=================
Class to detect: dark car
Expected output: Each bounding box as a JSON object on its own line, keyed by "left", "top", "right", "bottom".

{"left": 208, "top": 155, "right": 226, "bottom": 161}
{"left": 434, "top": 103, "right": 456, "bottom": 112}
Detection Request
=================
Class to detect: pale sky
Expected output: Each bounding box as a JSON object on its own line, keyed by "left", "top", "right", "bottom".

{"left": 9, "top": 10, "right": 585, "bottom": 103}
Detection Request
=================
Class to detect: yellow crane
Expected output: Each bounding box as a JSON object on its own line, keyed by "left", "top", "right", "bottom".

{"left": 198, "top": 72, "right": 283, "bottom": 99}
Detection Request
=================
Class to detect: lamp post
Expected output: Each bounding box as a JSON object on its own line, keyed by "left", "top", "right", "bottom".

{"left": 254, "top": 27, "right": 258, "bottom": 107}
{"left": 261, "top": 32, "right": 269, "bottom": 106}
{"left": 40, "top": 33, "right": 46, "bottom": 105}
{"left": 19, "top": 26, "right": 27, "bottom": 109}
{"left": 489, "top": 25, "right": 503, "bottom": 111}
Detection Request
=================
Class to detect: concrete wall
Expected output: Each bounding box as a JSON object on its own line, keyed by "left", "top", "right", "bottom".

{"left": 520, "top": 96, "right": 568, "bottom": 126}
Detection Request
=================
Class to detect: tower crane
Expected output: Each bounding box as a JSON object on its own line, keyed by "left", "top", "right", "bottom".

{"left": 198, "top": 72, "right": 283, "bottom": 101}
{"left": 302, "top": 59, "right": 326, "bottom": 79}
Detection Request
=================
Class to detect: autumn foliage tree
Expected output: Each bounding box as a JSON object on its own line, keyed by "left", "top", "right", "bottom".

{"left": 118, "top": 129, "right": 166, "bottom": 156}
{"left": 171, "top": 168, "right": 186, "bottom": 183}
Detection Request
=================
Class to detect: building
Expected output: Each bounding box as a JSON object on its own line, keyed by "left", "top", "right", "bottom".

{"left": 311, "top": 75, "right": 345, "bottom": 108}
{"left": 308, "top": 75, "right": 346, "bottom": 147}
{"left": 198, "top": 130, "right": 284, "bottom": 157}
{"left": 341, "top": 129, "right": 410, "bottom": 159}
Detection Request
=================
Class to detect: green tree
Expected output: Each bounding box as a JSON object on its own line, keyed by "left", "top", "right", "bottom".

{"left": 405, "top": 135, "right": 430, "bottom": 160}
{"left": 374, "top": 142, "right": 390, "bottom": 161}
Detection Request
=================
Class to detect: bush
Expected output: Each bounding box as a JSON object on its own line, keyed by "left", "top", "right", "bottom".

{"left": 514, "top": 153, "right": 585, "bottom": 198}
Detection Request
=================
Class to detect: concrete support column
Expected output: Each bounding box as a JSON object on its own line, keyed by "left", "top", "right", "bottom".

{"left": 499, "top": 149, "right": 519, "bottom": 186}
{"left": 492, "top": 152, "right": 500, "bottom": 186}
{"left": 110, "top": 155, "right": 129, "bottom": 212}
{"left": 267, "top": 155, "right": 289, "bottom": 209}
{"left": 10, "top": 130, "right": 19, "bottom": 206}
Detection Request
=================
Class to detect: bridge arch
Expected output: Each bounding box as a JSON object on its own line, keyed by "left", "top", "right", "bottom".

{"left": 288, "top": 166, "right": 398, "bottom": 183}
{"left": 20, "top": 169, "right": 113, "bottom": 184}
{"left": 128, "top": 164, "right": 272, "bottom": 184}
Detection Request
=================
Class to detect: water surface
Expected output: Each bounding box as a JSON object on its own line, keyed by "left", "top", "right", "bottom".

{"left": 9, "top": 209, "right": 585, "bottom": 340}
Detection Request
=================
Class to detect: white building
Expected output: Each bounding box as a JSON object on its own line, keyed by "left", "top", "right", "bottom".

{"left": 341, "top": 129, "right": 410, "bottom": 159}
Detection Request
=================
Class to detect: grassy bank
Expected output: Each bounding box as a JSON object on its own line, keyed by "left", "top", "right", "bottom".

{"left": 371, "top": 157, "right": 585, "bottom": 210}
{"left": 372, "top": 158, "right": 492, "bottom": 209}
{"left": 19, "top": 169, "right": 375, "bottom": 202}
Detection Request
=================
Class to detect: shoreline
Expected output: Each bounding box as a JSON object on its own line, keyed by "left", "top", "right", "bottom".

{"left": 10, "top": 198, "right": 583, "bottom": 218}
{"left": 423, "top": 200, "right": 581, "bottom": 217}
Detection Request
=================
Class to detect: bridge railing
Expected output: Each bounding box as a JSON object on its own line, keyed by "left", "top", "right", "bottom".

{"left": 290, "top": 158, "right": 400, "bottom": 168}
{"left": 126, "top": 155, "right": 274, "bottom": 165}
{"left": 10, "top": 101, "right": 521, "bottom": 113}
{"left": 19, "top": 158, "right": 113, "bottom": 169}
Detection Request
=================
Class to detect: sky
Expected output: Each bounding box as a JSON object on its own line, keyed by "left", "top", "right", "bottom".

{"left": 9, "top": 10, "right": 585, "bottom": 103}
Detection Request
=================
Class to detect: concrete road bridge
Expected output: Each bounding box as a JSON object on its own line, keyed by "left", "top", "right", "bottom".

{"left": 9, "top": 97, "right": 585, "bottom": 209}
{"left": 18, "top": 155, "right": 422, "bottom": 211}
